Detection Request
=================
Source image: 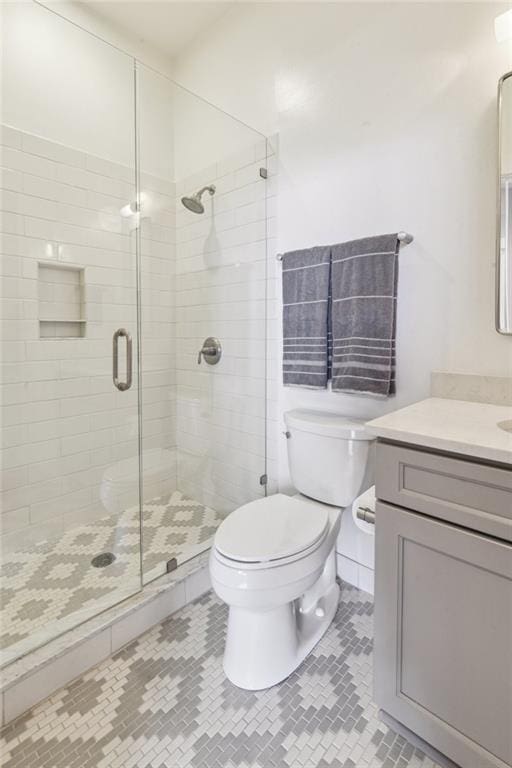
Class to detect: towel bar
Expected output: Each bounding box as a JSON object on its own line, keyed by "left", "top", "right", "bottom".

{"left": 275, "top": 231, "right": 414, "bottom": 260}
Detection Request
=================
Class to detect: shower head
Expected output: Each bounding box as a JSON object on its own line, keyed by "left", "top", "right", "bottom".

{"left": 181, "top": 184, "right": 216, "bottom": 214}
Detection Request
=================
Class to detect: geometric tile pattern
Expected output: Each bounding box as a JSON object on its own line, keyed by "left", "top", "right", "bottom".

{"left": 0, "top": 585, "right": 443, "bottom": 768}
{"left": 140, "top": 491, "right": 224, "bottom": 581}
{"left": 0, "top": 491, "right": 224, "bottom": 660}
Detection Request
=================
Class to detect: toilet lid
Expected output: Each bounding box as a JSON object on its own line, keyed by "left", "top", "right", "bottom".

{"left": 215, "top": 494, "right": 329, "bottom": 563}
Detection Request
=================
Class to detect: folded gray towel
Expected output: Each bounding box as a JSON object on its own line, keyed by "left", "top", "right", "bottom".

{"left": 282, "top": 246, "right": 331, "bottom": 389}
{"left": 330, "top": 234, "right": 399, "bottom": 397}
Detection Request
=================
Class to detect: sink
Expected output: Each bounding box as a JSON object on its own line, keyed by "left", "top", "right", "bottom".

{"left": 497, "top": 420, "right": 512, "bottom": 433}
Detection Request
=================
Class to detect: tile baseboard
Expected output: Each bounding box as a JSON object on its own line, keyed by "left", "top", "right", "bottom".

{"left": 336, "top": 553, "right": 374, "bottom": 595}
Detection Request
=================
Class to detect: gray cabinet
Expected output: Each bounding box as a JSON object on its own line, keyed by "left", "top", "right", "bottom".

{"left": 374, "top": 443, "right": 512, "bottom": 768}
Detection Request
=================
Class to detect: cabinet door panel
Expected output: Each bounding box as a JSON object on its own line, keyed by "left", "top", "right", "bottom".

{"left": 375, "top": 501, "right": 512, "bottom": 768}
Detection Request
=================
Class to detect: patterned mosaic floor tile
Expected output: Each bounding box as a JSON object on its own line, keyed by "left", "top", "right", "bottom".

{"left": 0, "top": 491, "right": 224, "bottom": 660}
{"left": 0, "top": 585, "right": 443, "bottom": 768}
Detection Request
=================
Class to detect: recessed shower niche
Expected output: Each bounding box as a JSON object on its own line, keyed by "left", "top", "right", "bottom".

{"left": 38, "top": 262, "right": 86, "bottom": 338}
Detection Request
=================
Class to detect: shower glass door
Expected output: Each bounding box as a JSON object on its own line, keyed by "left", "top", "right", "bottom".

{"left": 0, "top": 3, "right": 142, "bottom": 665}
{"left": 137, "top": 65, "right": 271, "bottom": 583}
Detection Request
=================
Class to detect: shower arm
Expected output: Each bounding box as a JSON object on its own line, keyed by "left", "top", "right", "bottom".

{"left": 197, "top": 185, "right": 216, "bottom": 198}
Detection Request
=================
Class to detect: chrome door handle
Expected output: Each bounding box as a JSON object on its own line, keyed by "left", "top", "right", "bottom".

{"left": 113, "top": 328, "right": 132, "bottom": 391}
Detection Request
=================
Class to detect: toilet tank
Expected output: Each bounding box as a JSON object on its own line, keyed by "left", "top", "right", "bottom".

{"left": 284, "top": 409, "right": 375, "bottom": 507}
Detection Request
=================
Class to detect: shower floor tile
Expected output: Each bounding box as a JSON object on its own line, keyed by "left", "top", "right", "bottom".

{"left": 0, "top": 585, "right": 444, "bottom": 768}
{"left": 0, "top": 491, "right": 224, "bottom": 663}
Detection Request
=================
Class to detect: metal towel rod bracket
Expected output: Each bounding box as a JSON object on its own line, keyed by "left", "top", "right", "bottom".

{"left": 275, "top": 231, "right": 414, "bottom": 260}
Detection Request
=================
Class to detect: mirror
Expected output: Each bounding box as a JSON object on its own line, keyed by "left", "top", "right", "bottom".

{"left": 497, "top": 71, "right": 512, "bottom": 334}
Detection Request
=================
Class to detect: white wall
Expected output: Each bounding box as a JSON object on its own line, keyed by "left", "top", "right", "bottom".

{"left": 173, "top": 2, "right": 512, "bottom": 585}
{"left": 1, "top": 2, "right": 174, "bottom": 180}
{"left": 40, "top": 0, "right": 175, "bottom": 78}
{"left": 2, "top": 2, "right": 135, "bottom": 168}
{"left": 173, "top": 84, "right": 267, "bottom": 182}
{"left": 174, "top": 2, "right": 512, "bottom": 497}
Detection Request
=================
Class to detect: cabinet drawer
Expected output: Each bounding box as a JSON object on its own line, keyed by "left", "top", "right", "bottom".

{"left": 375, "top": 442, "right": 512, "bottom": 541}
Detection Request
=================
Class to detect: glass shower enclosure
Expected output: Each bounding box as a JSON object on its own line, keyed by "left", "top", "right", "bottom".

{"left": 0, "top": 2, "right": 270, "bottom": 666}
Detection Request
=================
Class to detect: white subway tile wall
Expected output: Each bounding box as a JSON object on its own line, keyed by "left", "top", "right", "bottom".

{"left": 138, "top": 175, "right": 178, "bottom": 509}
{"left": 0, "top": 122, "right": 278, "bottom": 560}
{"left": 0, "top": 124, "right": 176, "bottom": 552}
{"left": 174, "top": 138, "right": 278, "bottom": 514}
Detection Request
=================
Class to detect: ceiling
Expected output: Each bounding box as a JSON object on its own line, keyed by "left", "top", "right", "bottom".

{"left": 82, "top": 1, "right": 234, "bottom": 61}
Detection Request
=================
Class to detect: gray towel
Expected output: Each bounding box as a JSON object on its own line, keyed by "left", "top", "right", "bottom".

{"left": 330, "top": 234, "right": 399, "bottom": 397}
{"left": 282, "top": 246, "right": 331, "bottom": 389}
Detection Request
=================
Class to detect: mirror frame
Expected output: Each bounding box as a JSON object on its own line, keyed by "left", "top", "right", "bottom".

{"left": 496, "top": 70, "right": 512, "bottom": 335}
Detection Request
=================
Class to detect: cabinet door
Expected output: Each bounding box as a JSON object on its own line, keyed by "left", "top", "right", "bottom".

{"left": 374, "top": 502, "right": 512, "bottom": 768}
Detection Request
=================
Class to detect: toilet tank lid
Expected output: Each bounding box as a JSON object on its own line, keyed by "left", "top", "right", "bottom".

{"left": 284, "top": 409, "right": 373, "bottom": 440}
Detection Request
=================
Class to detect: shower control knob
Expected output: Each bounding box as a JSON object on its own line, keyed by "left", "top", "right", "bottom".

{"left": 197, "top": 337, "right": 222, "bottom": 365}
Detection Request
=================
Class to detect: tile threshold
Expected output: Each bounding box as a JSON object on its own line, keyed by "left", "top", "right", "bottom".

{"left": 0, "top": 550, "right": 211, "bottom": 727}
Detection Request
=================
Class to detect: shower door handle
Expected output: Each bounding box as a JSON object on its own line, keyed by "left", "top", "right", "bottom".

{"left": 113, "top": 328, "right": 133, "bottom": 391}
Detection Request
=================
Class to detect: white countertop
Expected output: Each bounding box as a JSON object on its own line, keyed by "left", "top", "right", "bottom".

{"left": 366, "top": 397, "right": 512, "bottom": 466}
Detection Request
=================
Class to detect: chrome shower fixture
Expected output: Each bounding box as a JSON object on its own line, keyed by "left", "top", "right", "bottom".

{"left": 181, "top": 184, "right": 216, "bottom": 214}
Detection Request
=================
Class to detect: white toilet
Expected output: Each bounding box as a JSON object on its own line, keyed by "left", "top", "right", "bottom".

{"left": 209, "top": 408, "right": 375, "bottom": 690}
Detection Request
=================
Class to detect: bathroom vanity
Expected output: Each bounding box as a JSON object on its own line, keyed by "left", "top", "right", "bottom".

{"left": 367, "top": 398, "right": 512, "bottom": 768}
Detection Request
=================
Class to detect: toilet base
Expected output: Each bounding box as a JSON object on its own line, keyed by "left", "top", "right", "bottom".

{"left": 223, "top": 550, "right": 340, "bottom": 690}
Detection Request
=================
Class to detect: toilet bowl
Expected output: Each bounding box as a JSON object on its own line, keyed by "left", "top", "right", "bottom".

{"left": 210, "top": 409, "right": 374, "bottom": 690}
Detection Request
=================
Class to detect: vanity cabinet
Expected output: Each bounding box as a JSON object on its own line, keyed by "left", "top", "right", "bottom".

{"left": 374, "top": 442, "right": 512, "bottom": 768}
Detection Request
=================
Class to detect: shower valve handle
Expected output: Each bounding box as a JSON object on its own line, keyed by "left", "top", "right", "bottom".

{"left": 197, "top": 337, "right": 222, "bottom": 365}
{"left": 197, "top": 347, "right": 217, "bottom": 363}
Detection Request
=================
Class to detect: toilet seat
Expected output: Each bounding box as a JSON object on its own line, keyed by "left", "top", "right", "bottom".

{"left": 214, "top": 494, "right": 330, "bottom": 565}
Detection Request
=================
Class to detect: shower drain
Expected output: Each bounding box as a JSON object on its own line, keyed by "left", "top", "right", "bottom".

{"left": 91, "top": 552, "right": 116, "bottom": 568}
